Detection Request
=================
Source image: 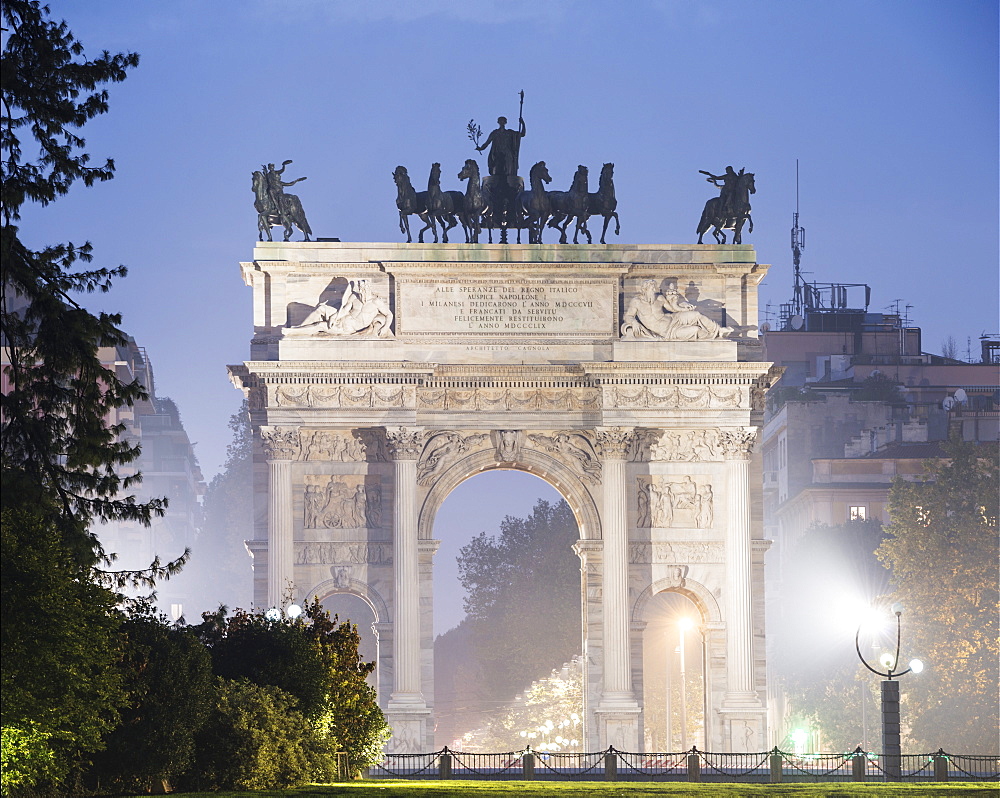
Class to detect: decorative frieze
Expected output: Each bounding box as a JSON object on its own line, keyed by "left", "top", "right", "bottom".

{"left": 272, "top": 383, "right": 413, "bottom": 409}
{"left": 300, "top": 430, "right": 368, "bottom": 461}
{"left": 647, "top": 428, "right": 722, "bottom": 462}
{"left": 604, "top": 384, "right": 745, "bottom": 410}
{"left": 295, "top": 542, "right": 393, "bottom": 566}
{"left": 628, "top": 541, "right": 725, "bottom": 564}
{"left": 636, "top": 476, "right": 715, "bottom": 529}
{"left": 417, "top": 386, "right": 601, "bottom": 412}
{"left": 259, "top": 428, "right": 387, "bottom": 462}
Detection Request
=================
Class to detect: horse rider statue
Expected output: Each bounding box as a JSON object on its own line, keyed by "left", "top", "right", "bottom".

{"left": 700, "top": 165, "right": 742, "bottom": 221}
{"left": 264, "top": 160, "right": 307, "bottom": 211}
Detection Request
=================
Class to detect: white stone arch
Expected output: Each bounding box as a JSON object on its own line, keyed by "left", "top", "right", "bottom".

{"left": 417, "top": 445, "right": 602, "bottom": 542}
{"left": 300, "top": 576, "right": 389, "bottom": 623}
{"left": 631, "top": 575, "right": 722, "bottom": 626}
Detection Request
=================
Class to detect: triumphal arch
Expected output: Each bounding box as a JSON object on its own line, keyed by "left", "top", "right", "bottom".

{"left": 229, "top": 240, "right": 777, "bottom": 753}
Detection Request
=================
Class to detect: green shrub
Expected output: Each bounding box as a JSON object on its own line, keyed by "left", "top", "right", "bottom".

{"left": 85, "top": 610, "right": 214, "bottom": 793}
{"left": 184, "top": 678, "right": 334, "bottom": 790}
{"left": 1, "top": 724, "right": 58, "bottom": 792}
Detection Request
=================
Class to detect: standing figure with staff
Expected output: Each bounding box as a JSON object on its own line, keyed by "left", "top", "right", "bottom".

{"left": 477, "top": 92, "right": 526, "bottom": 181}
{"left": 471, "top": 91, "right": 527, "bottom": 241}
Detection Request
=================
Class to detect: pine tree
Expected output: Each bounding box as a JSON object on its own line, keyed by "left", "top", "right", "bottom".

{"left": 1, "top": 0, "right": 169, "bottom": 572}
{"left": 1, "top": 2, "right": 177, "bottom": 788}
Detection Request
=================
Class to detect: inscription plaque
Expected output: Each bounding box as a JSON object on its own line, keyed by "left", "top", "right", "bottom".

{"left": 398, "top": 279, "right": 616, "bottom": 336}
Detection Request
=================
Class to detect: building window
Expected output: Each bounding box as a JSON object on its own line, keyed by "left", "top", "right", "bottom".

{"left": 849, "top": 505, "right": 867, "bottom": 521}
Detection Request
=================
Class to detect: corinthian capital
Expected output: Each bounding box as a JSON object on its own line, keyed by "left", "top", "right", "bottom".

{"left": 260, "top": 426, "right": 300, "bottom": 460}
{"left": 718, "top": 427, "right": 757, "bottom": 460}
{"left": 594, "top": 426, "right": 635, "bottom": 460}
{"left": 385, "top": 426, "right": 424, "bottom": 460}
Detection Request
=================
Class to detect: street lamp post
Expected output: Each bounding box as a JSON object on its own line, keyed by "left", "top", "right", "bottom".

{"left": 855, "top": 602, "right": 923, "bottom": 782}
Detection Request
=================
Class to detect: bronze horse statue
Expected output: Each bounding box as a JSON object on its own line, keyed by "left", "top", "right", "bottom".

{"left": 697, "top": 169, "right": 755, "bottom": 244}
{"left": 393, "top": 165, "right": 437, "bottom": 243}
{"left": 457, "top": 159, "right": 488, "bottom": 243}
{"left": 547, "top": 165, "right": 590, "bottom": 244}
{"left": 425, "top": 162, "right": 464, "bottom": 244}
{"left": 251, "top": 169, "right": 312, "bottom": 242}
{"left": 588, "top": 163, "right": 620, "bottom": 244}
{"left": 518, "top": 161, "right": 553, "bottom": 244}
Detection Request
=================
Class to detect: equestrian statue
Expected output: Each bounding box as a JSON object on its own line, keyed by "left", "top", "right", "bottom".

{"left": 252, "top": 160, "right": 312, "bottom": 242}
{"left": 697, "top": 166, "right": 755, "bottom": 245}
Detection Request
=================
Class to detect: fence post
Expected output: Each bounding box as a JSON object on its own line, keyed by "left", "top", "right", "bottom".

{"left": 852, "top": 748, "right": 866, "bottom": 782}
{"left": 933, "top": 750, "right": 949, "bottom": 782}
{"left": 687, "top": 750, "right": 701, "bottom": 783}
{"left": 522, "top": 749, "right": 535, "bottom": 779}
{"left": 769, "top": 749, "right": 783, "bottom": 783}
{"left": 439, "top": 751, "right": 452, "bottom": 779}
{"left": 604, "top": 749, "right": 618, "bottom": 781}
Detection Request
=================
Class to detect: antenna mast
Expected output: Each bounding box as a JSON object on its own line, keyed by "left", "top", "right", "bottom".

{"left": 791, "top": 159, "right": 806, "bottom": 316}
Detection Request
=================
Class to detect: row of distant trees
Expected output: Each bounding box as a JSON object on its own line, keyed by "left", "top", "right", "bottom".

{"left": 0, "top": 3, "right": 387, "bottom": 793}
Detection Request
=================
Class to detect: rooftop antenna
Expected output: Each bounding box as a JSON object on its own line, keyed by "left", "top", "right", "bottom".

{"left": 791, "top": 159, "right": 806, "bottom": 316}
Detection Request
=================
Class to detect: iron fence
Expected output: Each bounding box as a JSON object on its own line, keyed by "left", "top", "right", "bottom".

{"left": 369, "top": 746, "right": 1000, "bottom": 783}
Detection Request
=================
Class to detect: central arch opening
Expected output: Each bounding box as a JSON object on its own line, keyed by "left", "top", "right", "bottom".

{"left": 430, "top": 469, "right": 584, "bottom": 750}
{"left": 641, "top": 591, "right": 706, "bottom": 752}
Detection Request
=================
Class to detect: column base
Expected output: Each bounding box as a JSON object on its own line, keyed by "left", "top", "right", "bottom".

{"left": 595, "top": 696, "right": 641, "bottom": 750}
{"left": 388, "top": 691, "right": 427, "bottom": 708}
{"left": 722, "top": 690, "right": 763, "bottom": 709}
{"left": 386, "top": 705, "right": 432, "bottom": 754}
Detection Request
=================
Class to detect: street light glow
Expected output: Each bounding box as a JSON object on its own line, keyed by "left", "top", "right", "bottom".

{"left": 286, "top": 603, "right": 303, "bottom": 619}
{"left": 909, "top": 658, "right": 924, "bottom": 674}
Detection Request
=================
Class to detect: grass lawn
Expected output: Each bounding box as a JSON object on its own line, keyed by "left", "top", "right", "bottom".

{"left": 126, "top": 780, "right": 997, "bottom": 797}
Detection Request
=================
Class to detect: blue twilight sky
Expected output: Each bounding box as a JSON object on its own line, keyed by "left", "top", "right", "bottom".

{"left": 14, "top": 1, "right": 998, "bottom": 629}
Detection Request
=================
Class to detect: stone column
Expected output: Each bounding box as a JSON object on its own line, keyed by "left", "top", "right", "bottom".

{"left": 594, "top": 427, "right": 641, "bottom": 749}
{"left": 261, "top": 427, "right": 299, "bottom": 609}
{"left": 718, "top": 427, "right": 766, "bottom": 749}
{"left": 384, "top": 426, "right": 430, "bottom": 752}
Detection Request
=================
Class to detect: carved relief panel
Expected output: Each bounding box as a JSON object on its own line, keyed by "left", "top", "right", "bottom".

{"left": 636, "top": 475, "right": 715, "bottom": 529}
{"left": 303, "top": 475, "right": 382, "bottom": 529}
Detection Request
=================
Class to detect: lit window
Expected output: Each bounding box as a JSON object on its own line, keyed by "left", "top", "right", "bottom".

{"left": 849, "top": 505, "right": 867, "bottom": 521}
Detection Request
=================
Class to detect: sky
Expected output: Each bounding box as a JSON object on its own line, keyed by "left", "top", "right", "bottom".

{"left": 15, "top": 0, "right": 998, "bottom": 629}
